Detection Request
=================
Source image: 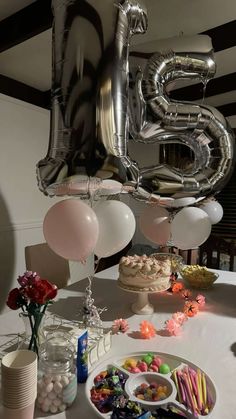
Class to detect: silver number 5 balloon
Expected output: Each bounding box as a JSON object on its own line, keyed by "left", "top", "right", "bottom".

{"left": 127, "top": 35, "right": 236, "bottom": 201}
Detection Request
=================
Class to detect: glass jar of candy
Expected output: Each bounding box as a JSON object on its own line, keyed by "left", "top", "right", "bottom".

{"left": 37, "top": 331, "right": 77, "bottom": 414}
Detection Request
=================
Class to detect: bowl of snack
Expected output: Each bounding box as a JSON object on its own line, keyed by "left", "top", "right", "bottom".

{"left": 181, "top": 265, "right": 219, "bottom": 289}
{"left": 150, "top": 253, "right": 184, "bottom": 273}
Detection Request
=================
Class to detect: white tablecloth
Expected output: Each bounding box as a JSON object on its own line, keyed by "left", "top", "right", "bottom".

{"left": 1, "top": 265, "right": 236, "bottom": 419}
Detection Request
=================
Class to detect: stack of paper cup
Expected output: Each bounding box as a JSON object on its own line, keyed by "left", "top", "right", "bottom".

{"left": 1, "top": 350, "right": 37, "bottom": 419}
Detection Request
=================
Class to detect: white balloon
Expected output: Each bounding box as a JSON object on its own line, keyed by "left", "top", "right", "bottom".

{"left": 100, "top": 179, "right": 122, "bottom": 195}
{"left": 94, "top": 201, "right": 136, "bottom": 258}
{"left": 139, "top": 205, "right": 171, "bottom": 245}
{"left": 200, "top": 200, "right": 223, "bottom": 225}
{"left": 170, "top": 197, "right": 196, "bottom": 208}
{"left": 171, "top": 207, "right": 212, "bottom": 250}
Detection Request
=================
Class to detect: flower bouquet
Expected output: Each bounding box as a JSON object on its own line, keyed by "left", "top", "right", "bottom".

{"left": 6, "top": 271, "right": 57, "bottom": 355}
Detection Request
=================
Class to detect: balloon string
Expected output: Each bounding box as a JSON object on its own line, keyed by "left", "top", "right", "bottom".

{"left": 94, "top": 257, "right": 101, "bottom": 275}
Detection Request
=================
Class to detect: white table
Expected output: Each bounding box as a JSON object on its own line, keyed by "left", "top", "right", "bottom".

{"left": 1, "top": 265, "right": 236, "bottom": 419}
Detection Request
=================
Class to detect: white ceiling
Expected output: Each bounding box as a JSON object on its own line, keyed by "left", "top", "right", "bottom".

{"left": 0, "top": 0, "right": 235, "bottom": 125}
{"left": 0, "top": 29, "right": 52, "bottom": 90}
{"left": 0, "top": 0, "right": 235, "bottom": 90}
{"left": 0, "top": 0, "right": 36, "bottom": 21}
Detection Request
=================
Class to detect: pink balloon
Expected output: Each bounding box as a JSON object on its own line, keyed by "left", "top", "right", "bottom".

{"left": 43, "top": 199, "right": 99, "bottom": 262}
{"left": 139, "top": 205, "right": 171, "bottom": 245}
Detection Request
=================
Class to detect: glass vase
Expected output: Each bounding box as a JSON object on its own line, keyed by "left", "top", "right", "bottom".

{"left": 18, "top": 312, "right": 45, "bottom": 355}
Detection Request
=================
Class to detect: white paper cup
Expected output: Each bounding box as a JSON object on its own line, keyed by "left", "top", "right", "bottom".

{"left": 1, "top": 350, "right": 37, "bottom": 409}
{"left": 1, "top": 350, "right": 37, "bottom": 369}
{"left": 2, "top": 402, "right": 35, "bottom": 419}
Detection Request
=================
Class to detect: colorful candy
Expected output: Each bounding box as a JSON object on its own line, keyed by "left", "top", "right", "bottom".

{"left": 159, "top": 363, "right": 171, "bottom": 374}
{"left": 122, "top": 354, "right": 170, "bottom": 376}
{"left": 134, "top": 382, "right": 169, "bottom": 402}
{"left": 90, "top": 367, "right": 128, "bottom": 413}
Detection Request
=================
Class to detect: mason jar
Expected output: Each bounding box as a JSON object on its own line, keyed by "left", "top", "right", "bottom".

{"left": 37, "top": 331, "right": 77, "bottom": 414}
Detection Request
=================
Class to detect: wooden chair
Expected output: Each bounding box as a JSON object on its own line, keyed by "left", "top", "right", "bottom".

{"left": 25, "top": 243, "right": 70, "bottom": 288}
{"left": 95, "top": 241, "right": 132, "bottom": 273}
{"left": 159, "top": 246, "right": 198, "bottom": 265}
{"left": 199, "top": 235, "right": 236, "bottom": 271}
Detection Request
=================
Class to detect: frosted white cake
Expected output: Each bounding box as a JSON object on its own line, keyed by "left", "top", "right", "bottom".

{"left": 118, "top": 254, "right": 171, "bottom": 291}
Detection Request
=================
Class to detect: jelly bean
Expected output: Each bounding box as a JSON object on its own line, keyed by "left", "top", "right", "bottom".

{"left": 152, "top": 357, "right": 162, "bottom": 368}
{"left": 142, "top": 354, "right": 153, "bottom": 366}
{"left": 159, "top": 363, "right": 171, "bottom": 374}
{"left": 130, "top": 367, "right": 142, "bottom": 373}
{"left": 137, "top": 361, "right": 148, "bottom": 372}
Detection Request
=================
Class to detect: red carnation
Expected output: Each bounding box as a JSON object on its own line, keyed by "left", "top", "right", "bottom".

{"left": 25, "top": 279, "right": 57, "bottom": 304}
{"left": 6, "top": 288, "right": 22, "bottom": 310}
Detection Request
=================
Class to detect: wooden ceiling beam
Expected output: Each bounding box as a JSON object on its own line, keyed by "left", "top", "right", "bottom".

{"left": 0, "top": 0, "right": 52, "bottom": 54}
{"left": 0, "top": 74, "right": 50, "bottom": 109}
{"left": 170, "top": 73, "right": 236, "bottom": 101}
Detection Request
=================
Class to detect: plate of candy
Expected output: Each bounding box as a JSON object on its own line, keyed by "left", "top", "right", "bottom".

{"left": 86, "top": 352, "right": 216, "bottom": 419}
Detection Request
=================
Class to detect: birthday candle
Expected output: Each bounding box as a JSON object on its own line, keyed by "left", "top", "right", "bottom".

{"left": 176, "top": 370, "right": 186, "bottom": 404}
{"left": 192, "top": 370, "right": 202, "bottom": 411}
{"left": 185, "top": 370, "right": 198, "bottom": 412}
{"left": 172, "top": 370, "right": 182, "bottom": 403}
{"left": 202, "top": 372, "right": 207, "bottom": 406}
{"left": 197, "top": 369, "right": 203, "bottom": 406}
{"left": 182, "top": 372, "right": 198, "bottom": 416}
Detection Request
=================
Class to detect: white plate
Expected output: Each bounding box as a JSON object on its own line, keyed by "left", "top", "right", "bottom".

{"left": 86, "top": 351, "right": 217, "bottom": 419}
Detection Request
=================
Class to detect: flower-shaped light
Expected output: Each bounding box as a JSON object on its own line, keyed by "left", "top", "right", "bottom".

{"left": 172, "top": 311, "right": 188, "bottom": 325}
{"left": 139, "top": 320, "right": 156, "bottom": 339}
{"left": 181, "top": 289, "right": 192, "bottom": 300}
{"left": 165, "top": 318, "right": 181, "bottom": 336}
{"left": 112, "top": 318, "right": 129, "bottom": 334}
{"left": 172, "top": 282, "right": 184, "bottom": 293}
{"left": 183, "top": 300, "right": 199, "bottom": 317}
{"left": 195, "top": 294, "right": 206, "bottom": 307}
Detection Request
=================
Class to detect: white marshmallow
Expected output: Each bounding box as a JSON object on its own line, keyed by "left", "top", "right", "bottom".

{"left": 50, "top": 405, "right": 58, "bottom": 414}
{"left": 59, "top": 404, "right": 66, "bottom": 412}
{"left": 48, "top": 391, "right": 57, "bottom": 400}
{"left": 45, "top": 382, "right": 54, "bottom": 393}
{"left": 54, "top": 381, "right": 63, "bottom": 394}
{"left": 41, "top": 404, "right": 50, "bottom": 413}
{"left": 53, "top": 398, "right": 62, "bottom": 407}
{"left": 61, "top": 376, "right": 69, "bottom": 387}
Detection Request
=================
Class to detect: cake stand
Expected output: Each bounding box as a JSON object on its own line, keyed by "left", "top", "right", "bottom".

{"left": 118, "top": 281, "right": 170, "bottom": 315}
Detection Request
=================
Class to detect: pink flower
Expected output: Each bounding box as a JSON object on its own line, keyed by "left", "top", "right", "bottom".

{"left": 165, "top": 319, "right": 182, "bottom": 336}
{"left": 172, "top": 311, "right": 188, "bottom": 325}
{"left": 196, "top": 294, "right": 206, "bottom": 307}
{"left": 112, "top": 318, "right": 129, "bottom": 334}
{"left": 18, "top": 271, "right": 40, "bottom": 287}
{"left": 181, "top": 289, "right": 192, "bottom": 300}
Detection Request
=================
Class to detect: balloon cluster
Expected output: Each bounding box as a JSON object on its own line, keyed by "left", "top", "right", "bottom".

{"left": 40, "top": 1, "right": 233, "bottom": 256}
{"left": 139, "top": 199, "right": 223, "bottom": 250}
{"left": 43, "top": 199, "right": 136, "bottom": 262}
{"left": 36, "top": 0, "right": 235, "bottom": 204}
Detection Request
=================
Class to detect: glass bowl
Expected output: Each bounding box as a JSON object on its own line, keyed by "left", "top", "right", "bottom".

{"left": 150, "top": 253, "right": 184, "bottom": 273}
{"left": 181, "top": 265, "right": 219, "bottom": 289}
